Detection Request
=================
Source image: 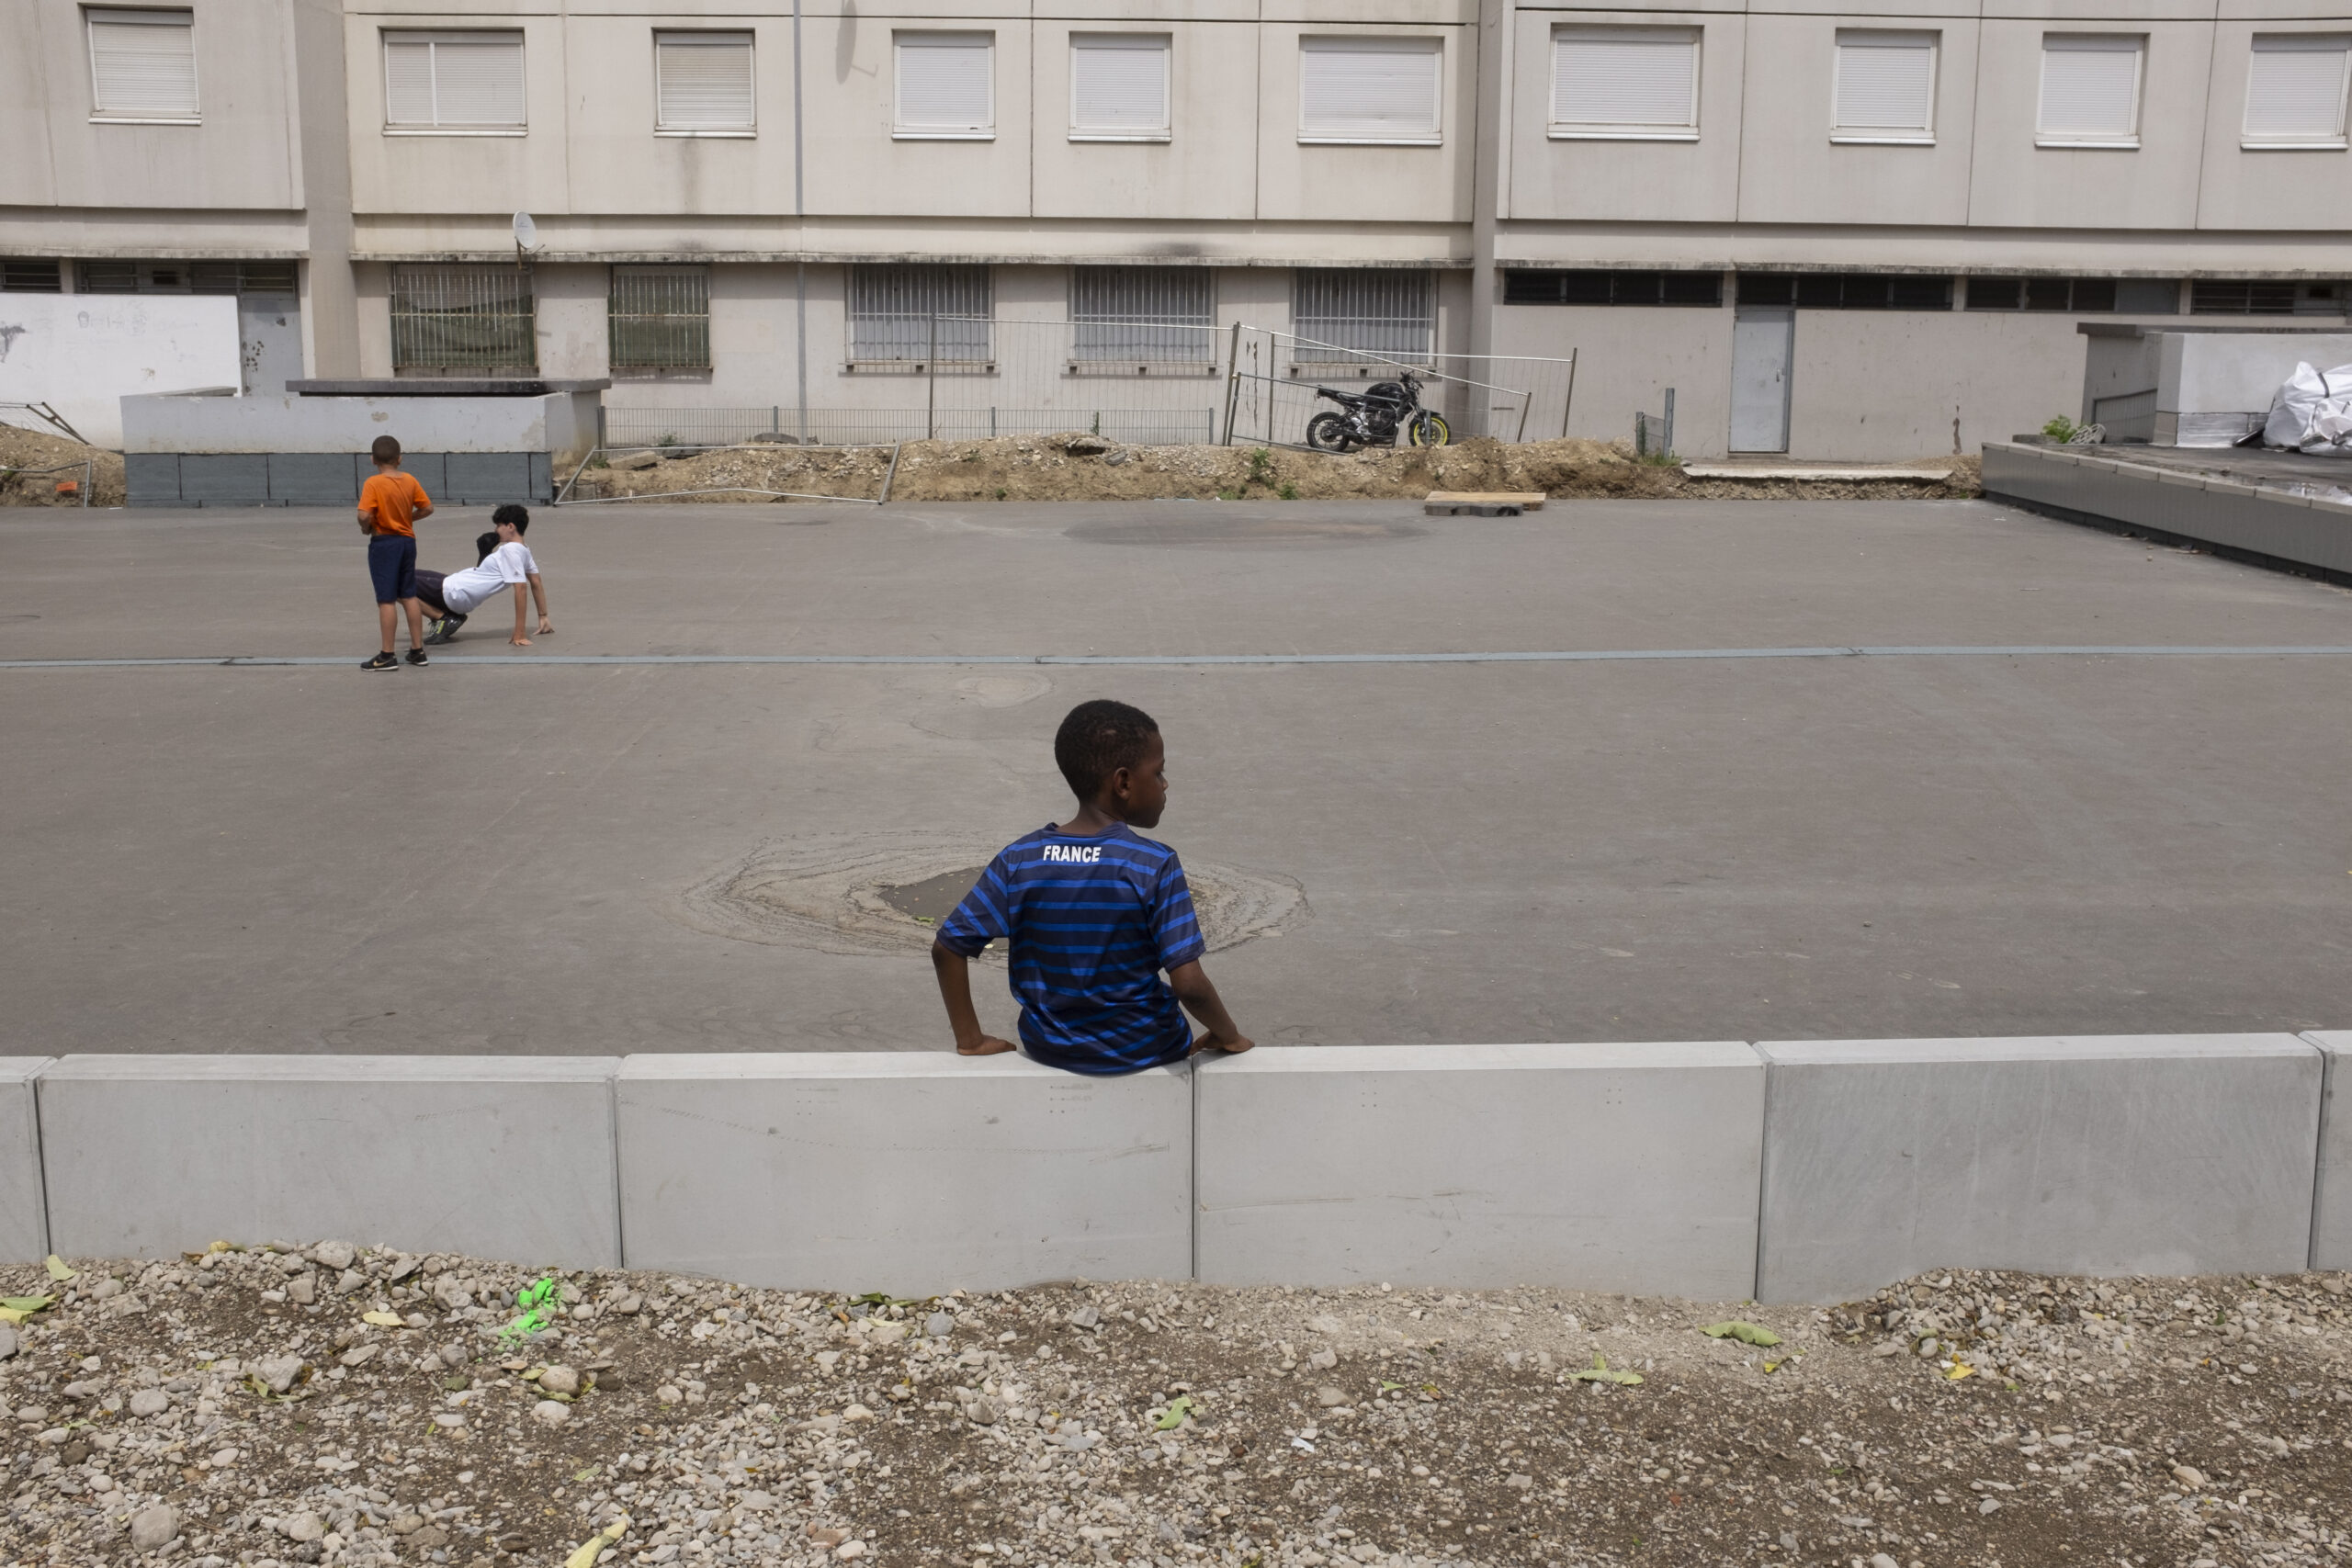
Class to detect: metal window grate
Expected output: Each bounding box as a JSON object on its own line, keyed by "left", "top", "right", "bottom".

{"left": 609, "top": 265, "right": 711, "bottom": 370}
{"left": 1504, "top": 269, "right": 1720, "bottom": 307}
{"left": 0, "top": 260, "right": 63, "bottom": 292}
{"left": 2190, "top": 278, "right": 2345, "bottom": 315}
{"left": 849, "top": 264, "right": 991, "bottom": 363}
{"left": 77, "top": 259, "right": 140, "bottom": 292}
{"left": 190, "top": 261, "right": 299, "bottom": 294}
{"left": 1071, "top": 267, "right": 1213, "bottom": 364}
{"left": 1293, "top": 268, "right": 1433, "bottom": 362}
{"left": 1738, "top": 273, "right": 1951, "bottom": 310}
{"left": 390, "top": 264, "right": 536, "bottom": 371}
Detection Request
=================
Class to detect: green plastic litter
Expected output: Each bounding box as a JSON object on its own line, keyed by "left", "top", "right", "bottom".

{"left": 1154, "top": 1395, "right": 1197, "bottom": 1430}
{"left": 1564, "top": 1353, "right": 1644, "bottom": 1386}
{"left": 1701, "top": 1321, "right": 1783, "bottom": 1347}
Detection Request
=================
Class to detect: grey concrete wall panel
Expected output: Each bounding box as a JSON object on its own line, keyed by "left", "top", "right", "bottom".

{"left": 530, "top": 451, "right": 553, "bottom": 500}
{"left": 39, "top": 1055, "right": 621, "bottom": 1267}
{"left": 124, "top": 453, "right": 180, "bottom": 507}
{"left": 1983, "top": 442, "right": 2352, "bottom": 577}
{"left": 1756, "top": 1034, "right": 2323, "bottom": 1303}
{"left": 267, "top": 452, "right": 362, "bottom": 506}
{"left": 1194, "top": 1043, "right": 1766, "bottom": 1298}
{"left": 616, "top": 1054, "right": 1193, "bottom": 1293}
{"left": 175, "top": 454, "right": 272, "bottom": 505}
{"left": 401, "top": 452, "right": 447, "bottom": 499}
{"left": 445, "top": 452, "right": 534, "bottom": 503}
{"left": 2307, "top": 1032, "right": 2351, "bottom": 1271}
{"left": 0, "top": 1059, "right": 53, "bottom": 1264}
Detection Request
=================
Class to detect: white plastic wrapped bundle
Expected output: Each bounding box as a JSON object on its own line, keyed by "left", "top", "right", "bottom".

{"left": 2261, "top": 361, "right": 2352, "bottom": 454}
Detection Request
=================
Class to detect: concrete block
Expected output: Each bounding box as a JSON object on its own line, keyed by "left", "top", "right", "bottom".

{"left": 123, "top": 453, "right": 180, "bottom": 506}
{"left": 267, "top": 451, "right": 361, "bottom": 506}
{"left": 2307, "top": 1032, "right": 2352, "bottom": 1271}
{"left": 401, "top": 452, "right": 447, "bottom": 499}
{"left": 176, "top": 454, "right": 270, "bottom": 505}
{"left": 1757, "top": 1035, "right": 2322, "bottom": 1303}
{"left": 40, "top": 1055, "right": 620, "bottom": 1267}
{"left": 616, "top": 1053, "right": 1193, "bottom": 1293}
{"left": 445, "top": 451, "right": 534, "bottom": 503}
{"left": 1195, "top": 1043, "right": 1765, "bottom": 1298}
{"left": 0, "top": 1059, "right": 52, "bottom": 1264}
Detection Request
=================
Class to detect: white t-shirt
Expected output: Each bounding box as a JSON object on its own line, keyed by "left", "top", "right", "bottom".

{"left": 441, "top": 541, "right": 538, "bottom": 615}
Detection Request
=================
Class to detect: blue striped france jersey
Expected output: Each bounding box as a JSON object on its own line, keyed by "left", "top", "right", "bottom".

{"left": 935, "top": 823, "right": 1207, "bottom": 1075}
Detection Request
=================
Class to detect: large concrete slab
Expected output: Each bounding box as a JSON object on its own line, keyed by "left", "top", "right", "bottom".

{"left": 39, "top": 1055, "right": 621, "bottom": 1266}
{"left": 2308, "top": 1032, "right": 2352, "bottom": 1271}
{"left": 1195, "top": 1043, "right": 1764, "bottom": 1298}
{"left": 0, "top": 1059, "right": 52, "bottom": 1264}
{"left": 1756, "top": 1034, "right": 2324, "bottom": 1303}
{"left": 616, "top": 1052, "right": 1193, "bottom": 1293}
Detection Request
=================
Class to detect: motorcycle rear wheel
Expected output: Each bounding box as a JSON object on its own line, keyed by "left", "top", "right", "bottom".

{"left": 1408, "top": 412, "right": 1452, "bottom": 447}
{"left": 1306, "top": 412, "right": 1355, "bottom": 452}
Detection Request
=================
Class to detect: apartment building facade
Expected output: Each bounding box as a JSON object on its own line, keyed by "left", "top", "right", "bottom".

{"left": 3, "top": 0, "right": 2349, "bottom": 457}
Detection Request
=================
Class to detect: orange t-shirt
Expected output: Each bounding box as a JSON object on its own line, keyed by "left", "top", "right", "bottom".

{"left": 359, "top": 471, "right": 430, "bottom": 537}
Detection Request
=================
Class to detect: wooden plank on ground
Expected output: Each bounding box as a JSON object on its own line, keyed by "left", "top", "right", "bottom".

{"left": 1425, "top": 491, "right": 1546, "bottom": 516}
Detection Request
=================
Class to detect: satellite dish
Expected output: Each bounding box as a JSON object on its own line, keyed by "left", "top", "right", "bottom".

{"left": 512, "top": 211, "right": 538, "bottom": 250}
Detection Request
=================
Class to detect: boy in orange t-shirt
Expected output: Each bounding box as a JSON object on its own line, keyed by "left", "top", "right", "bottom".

{"left": 356, "top": 434, "right": 435, "bottom": 670}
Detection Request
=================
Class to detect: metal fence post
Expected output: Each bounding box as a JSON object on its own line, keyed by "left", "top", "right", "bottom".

{"left": 925, "top": 314, "right": 938, "bottom": 441}
{"left": 1663, "top": 387, "right": 1676, "bottom": 456}
{"left": 1220, "top": 321, "right": 1243, "bottom": 446}
{"left": 1560, "top": 348, "right": 1577, "bottom": 441}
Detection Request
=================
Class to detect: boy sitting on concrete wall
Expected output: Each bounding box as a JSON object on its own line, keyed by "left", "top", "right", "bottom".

{"left": 930, "top": 699, "right": 1253, "bottom": 1075}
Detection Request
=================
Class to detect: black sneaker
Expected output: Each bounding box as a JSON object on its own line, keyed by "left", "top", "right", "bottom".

{"left": 405, "top": 648, "right": 429, "bottom": 666}
{"left": 362, "top": 651, "right": 398, "bottom": 671}
{"left": 441, "top": 613, "right": 468, "bottom": 642}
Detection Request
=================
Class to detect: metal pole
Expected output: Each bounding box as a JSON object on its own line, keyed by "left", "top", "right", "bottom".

{"left": 925, "top": 314, "right": 937, "bottom": 440}
{"left": 1220, "top": 321, "right": 1242, "bottom": 446}
{"left": 1663, "top": 387, "right": 1676, "bottom": 456}
{"left": 1559, "top": 347, "right": 1577, "bottom": 441}
{"left": 793, "top": 0, "right": 808, "bottom": 444}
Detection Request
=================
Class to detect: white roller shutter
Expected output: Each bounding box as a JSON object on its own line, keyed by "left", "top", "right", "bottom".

{"left": 657, "top": 32, "right": 754, "bottom": 131}
{"left": 2245, "top": 33, "right": 2351, "bottom": 145}
{"left": 1551, "top": 27, "right": 1698, "bottom": 138}
{"left": 382, "top": 32, "right": 526, "bottom": 129}
{"left": 86, "top": 8, "right": 198, "bottom": 120}
{"left": 1833, "top": 30, "right": 1938, "bottom": 140}
{"left": 1299, "top": 36, "right": 1442, "bottom": 144}
{"left": 896, "top": 32, "right": 993, "bottom": 138}
{"left": 2038, "top": 34, "right": 2143, "bottom": 145}
{"left": 1071, "top": 34, "right": 1170, "bottom": 139}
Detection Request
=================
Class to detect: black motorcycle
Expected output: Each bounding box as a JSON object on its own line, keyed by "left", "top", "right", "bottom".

{"left": 1304, "top": 370, "right": 1451, "bottom": 452}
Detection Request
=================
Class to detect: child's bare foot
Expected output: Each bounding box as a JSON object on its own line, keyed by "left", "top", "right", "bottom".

{"left": 1191, "top": 1033, "right": 1255, "bottom": 1056}
{"left": 956, "top": 1035, "right": 1019, "bottom": 1056}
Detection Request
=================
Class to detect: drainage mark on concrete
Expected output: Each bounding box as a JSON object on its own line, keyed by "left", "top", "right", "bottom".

{"left": 667, "top": 832, "right": 1309, "bottom": 958}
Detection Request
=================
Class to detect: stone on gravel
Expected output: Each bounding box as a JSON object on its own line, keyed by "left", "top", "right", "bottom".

{"left": 927, "top": 1310, "right": 954, "bottom": 1337}
{"left": 2171, "top": 1463, "right": 2207, "bottom": 1489}
{"left": 533, "top": 1399, "right": 571, "bottom": 1425}
{"left": 129, "top": 1503, "right": 176, "bottom": 1551}
{"left": 311, "top": 1241, "right": 356, "bottom": 1270}
{"left": 1317, "top": 1385, "right": 1346, "bottom": 1407}
{"left": 0, "top": 1325, "right": 17, "bottom": 1359}
{"left": 128, "top": 1388, "right": 169, "bottom": 1416}
{"left": 281, "top": 1511, "right": 326, "bottom": 1542}
{"left": 255, "top": 1353, "right": 304, "bottom": 1393}
{"left": 286, "top": 1271, "right": 316, "bottom": 1304}
{"left": 335, "top": 1267, "right": 366, "bottom": 1293}
{"left": 1870, "top": 1555, "right": 1899, "bottom": 1568}
{"left": 339, "top": 1342, "right": 379, "bottom": 1367}
{"left": 539, "top": 1364, "right": 581, "bottom": 1396}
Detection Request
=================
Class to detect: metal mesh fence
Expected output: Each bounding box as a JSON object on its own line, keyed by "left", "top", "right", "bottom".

{"left": 1225, "top": 328, "right": 1579, "bottom": 448}
{"left": 390, "top": 264, "right": 535, "bottom": 372}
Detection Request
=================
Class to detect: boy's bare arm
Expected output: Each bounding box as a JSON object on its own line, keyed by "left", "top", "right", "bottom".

{"left": 931, "top": 940, "right": 1016, "bottom": 1056}
{"left": 526, "top": 571, "right": 553, "bottom": 631}
{"left": 1168, "top": 960, "right": 1253, "bottom": 1055}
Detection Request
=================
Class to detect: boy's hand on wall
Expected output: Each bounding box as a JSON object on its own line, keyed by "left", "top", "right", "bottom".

{"left": 956, "top": 1035, "right": 1018, "bottom": 1056}
{"left": 1191, "top": 1032, "right": 1255, "bottom": 1056}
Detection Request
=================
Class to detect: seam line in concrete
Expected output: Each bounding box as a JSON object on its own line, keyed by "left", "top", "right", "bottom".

{"left": 2304, "top": 1032, "right": 2339, "bottom": 1274}
{"left": 6, "top": 646, "right": 2352, "bottom": 671}
{"left": 28, "top": 1065, "right": 54, "bottom": 1264}
{"left": 1749, "top": 1042, "right": 1774, "bottom": 1305}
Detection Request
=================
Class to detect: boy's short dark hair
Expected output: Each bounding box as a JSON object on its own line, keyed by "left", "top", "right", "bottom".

{"left": 492, "top": 503, "right": 529, "bottom": 532}
{"left": 474, "top": 530, "right": 500, "bottom": 564}
{"left": 369, "top": 435, "right": 401, "bottom": 465}
{"left": 1055, "top": 699, "right": 1159, "bottom": 799}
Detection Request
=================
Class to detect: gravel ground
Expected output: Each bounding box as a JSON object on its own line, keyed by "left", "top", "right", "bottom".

{"left": 3, "top": 1247, "right": 2346, "bottom": 1568}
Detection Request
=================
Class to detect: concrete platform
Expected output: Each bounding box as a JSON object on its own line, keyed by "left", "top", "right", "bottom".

{"left": 615, "top": 1053, "right": 1193, "bottom": 1292}
{"left": 1194, "top": 1043, "right": 1763, "bottom": 1297}
{"left": 3, "top": 497, "right": 2351, "bottom": 1055}
{"left": 1754, "top": 1034, "right": 2324, "bottom": 1302}
{"left": 2309, "top": 1031, "right": 2352, "bottom": 1270}
{"left": 0, "top": 1058, "right": 51, "bottom": 1263}
{"left": 36, "top": 1055, "right": 622, "bottom": 1266}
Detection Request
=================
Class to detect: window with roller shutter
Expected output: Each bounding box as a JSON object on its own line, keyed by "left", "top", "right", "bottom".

{"left": 85, "top": 7, "right": 198, "bottom": 123}
{"left": 1298, "top": 36, "right": 1442, "bottom": 145}
{"left": 383, "top": 31, "right": 526, "bottom": 132}
{"left": 1832, "top": 30, "right": 1937, "bottom": 143}
{"left": 895, "top": 33, "right": 993, "bottom": 140}
{"left": 1550, "top": 28, "right": 1698, "bottom": 141}
{"left": 1070, "top": 35, "right": 1170, "bottom": 141}
{"left": 2243, "top": 34, "right": 2350, "bottom": 148}
{"left": 656, "top": 32, "right": 754, "bottom": 135}
{"left": 2038, "top": 34, "right": 2144, "bottom": 148}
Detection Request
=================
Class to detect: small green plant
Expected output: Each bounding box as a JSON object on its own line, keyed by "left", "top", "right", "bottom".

{"left": 1639, "top": 447, "right": 1680, "bottom": 468}
{"left": 1246, "top": 447, "right": 1276, "bottom": 488}
{"left": 2041, "top": 414, "right": 2084, "bottom": 444}
{"left": 995, "top": 488, "right": 1007, "bottom": 500}
{"left": 1276, "top": 482, "right": 1298, "bottom": 501}
{"left": 500, "top": 1277, "right": 561, "bottom": 1345}
{"left": 655, "top": 432, "right": 678, "bottom": 448}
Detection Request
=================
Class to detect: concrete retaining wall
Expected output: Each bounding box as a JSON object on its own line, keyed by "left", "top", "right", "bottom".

{"left": 6, "top": 1039, "right": 2344, "bottom": 1300}
{"left": 2310, "top": 1032, "right": 2352, "bottom": 1271}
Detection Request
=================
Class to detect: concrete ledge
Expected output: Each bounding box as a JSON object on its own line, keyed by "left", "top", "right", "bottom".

{"left": 1194, "top": 1043, "right": 1764, "bottom": 1297}
{"left": 615, "top": 1053, "right": 1193, "bottom": 1293}
{"left": 38, "top": 1056, "right": 621, "bottom": 1267}
{"left": 2308, "top": 1032, "right": 2351, "bottom": 1270}
{"left": 1756, "top": 1034, "right": 2323, "bottom": 1303}
{"left": 0, "top": 1059, "right": 52, "bottom": 1264}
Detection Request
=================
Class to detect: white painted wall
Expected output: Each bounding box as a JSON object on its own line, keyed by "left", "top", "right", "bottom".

{"left": 0, "top": 292, "right": 241, "bottom": 448}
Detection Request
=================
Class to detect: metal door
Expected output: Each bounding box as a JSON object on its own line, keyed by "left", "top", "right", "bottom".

{"left": 1729, "top": 306, "right": 1793, "bottom": 453}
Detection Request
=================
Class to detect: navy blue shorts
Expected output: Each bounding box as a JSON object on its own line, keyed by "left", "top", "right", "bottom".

{"left": 368, "top": 533, "right": 418, "bottom": 604}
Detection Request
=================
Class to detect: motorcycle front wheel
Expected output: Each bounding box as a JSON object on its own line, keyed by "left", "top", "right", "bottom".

{"left": 1306, "top": 412, "right": 1355, "bottom": 452}
{"left": 1408, "top": 412, "right": 1452, "bottom": 447}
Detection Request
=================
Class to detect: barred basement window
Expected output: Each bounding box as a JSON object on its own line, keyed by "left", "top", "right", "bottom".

{"left": 1071, "top": 267, "right": 1213, "bottom": 366}
{"left": 1505, "top": 270, "right": 1721, "bottom": 307}
{"left": 0, "top": 261, "right": 65, "bottom": 292}
{"left": 1737, "top": 273, "right": 1952, "bottom": 309}
{"left": 610, "top": 265, "right": 711, "bottom": 372}
{"left": 849, "top": 264, "right": 991, "bottom": 364}
{"left": 2190, "top": 278, "right": 2348, "bottom": 315}
{"left": 390, "top": 265, "right": 536, "bottom": 372}
{"left": 190, "top": 261, "right": 299, "bottom": 294}
{"left": 1293, "top": 269, "right": 1433, "bottom": 362}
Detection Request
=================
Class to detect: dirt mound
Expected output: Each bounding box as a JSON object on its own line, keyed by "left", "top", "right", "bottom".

{"left": 567, "top": 435, "right": 1982, "bottom": 506}
{"left": 0, "top": 421, "right": 125, "bottom": 508}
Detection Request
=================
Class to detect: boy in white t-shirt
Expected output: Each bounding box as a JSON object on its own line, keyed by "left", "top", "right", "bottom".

{"left": 418, "top": 505, "right": 553, "bottom": 648}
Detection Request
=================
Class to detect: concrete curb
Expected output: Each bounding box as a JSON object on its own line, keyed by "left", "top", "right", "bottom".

{"left": 6, "top": 1037, "right": 2345, "bottom": 1301}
